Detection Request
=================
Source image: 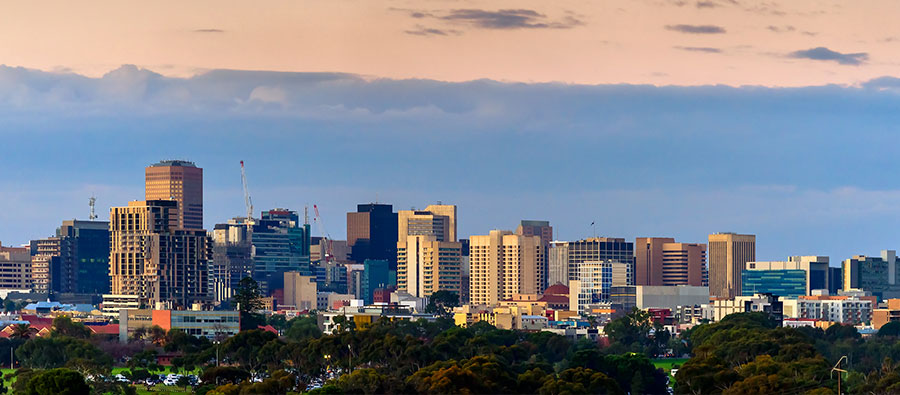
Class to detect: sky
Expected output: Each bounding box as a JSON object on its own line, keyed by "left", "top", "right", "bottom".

{"left": 2, "top": 1, "right": 900, "bottom": 264}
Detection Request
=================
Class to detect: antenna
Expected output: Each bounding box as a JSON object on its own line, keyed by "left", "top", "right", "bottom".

{"left": 240, "top": 161, "right": 254, "bottom": 227}
{"left": 89, "top": 195, "right": 98, "bottom": 221}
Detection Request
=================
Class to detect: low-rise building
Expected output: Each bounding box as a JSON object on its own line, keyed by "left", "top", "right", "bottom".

{"left": 319, "top": 305, "right": 437, "bottom": 334}
{"left": 101, "top": 294, "right": 140, "bottom": 318}
{"left": 797, "top": 295, "right": 872, "bottom": 325}
{"left": 119, "top": 309, "right": 240, "bottom": 343}
{"left": 711, "top": 293, "right": 783, "bottom": 323}
{"left": 874, "top": 298, "right": 900, "bottom": 330}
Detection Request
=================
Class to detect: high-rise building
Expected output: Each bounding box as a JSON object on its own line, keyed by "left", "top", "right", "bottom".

{"left": 635, "top": 238, "right": 707, "bottom": 287}
{"left": 30, "top": 220, "right": 110, "bottom": 295}
{"left": 211, "top": 218, "right": 254, "bottom": 302}
{"left": 843, "top": 250, "right": 900, "bottom": 301}
{"left": 547, "top": 241, "right": 569, "bottom": 287}
{"left": 707, "top": 233, "right": 756, "bottom": 299}
{"left": 251, "top": 209, "right": 311, "bottom": 292}
{"left": 516, "top": 220, "right": 552, "bottom": 246}
{"left": 109, "top": 200, "right": 210, "bottom": 308}
{"left": 347, "top": 204, "right": 398, "bottom": 268}
{"left": 569, "top": 261, "right": 629, "bottom": 314}
{"left": 0, "top": 243, "right": 32, "bottom": 290}
{"left": 398, "top": 204, "right": 457, "bottom": 243}
{"left": 361, "top": 259, "right": 389, "bottom": 304}
{"left": 145, "top": 160, "right": 203, "bottom": 230}
{"left": 460, "top": 238, "right": 470, "bottom": 304}
{"left": 468, "top": 230, "right": 545, "bottom": 306}
{"left": 742, "top": 256, "right": 829, "bottom": 298}
{"left": 556, "top": 238, "right": 634, "bottom": 288}
{"left": 283, "top": 272, "right": 317, "bottom": 311}
{"left": 397, "top": 235, "right": 462, "bottom": 298}
{"left": 310, "top": 237, "right": 350, "bottom": 264}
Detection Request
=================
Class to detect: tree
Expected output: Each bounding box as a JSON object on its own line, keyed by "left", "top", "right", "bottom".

{"left": 51, "top": 315, "right": 92, "bottom": 339}
{"left": 23, "top": 368, "right": 91, "bottom": 395}
{"left": 878, "top": 321, "right": 900, "bottom": 337}
{"left": 233, "top": 277, "right": 263, "bottom": 314}
{"left": 147, "top": 325, "right": 167, "bottom": 346}
{"left": 10, "top": 324, "right": 37, "bottom": 340}
{"left": 425, "top": 291, "right": 460, "bottom": 316}
{"left": 176, "top": 375, "right": 193, "bottom": 390}
{"left": 285, "top": 316, "right": 322, "bottom": 341}
{"left": 200, "top": 366, "right": 251, "bottom": 386}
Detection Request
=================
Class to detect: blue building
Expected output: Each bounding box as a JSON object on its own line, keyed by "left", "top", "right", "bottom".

{"left": 252, "top": 209, "right": 311, "bottom": 293}
{"left": 361, "top": 259, "right": 390, "bottom": 305}
{"left": 741, "top": 270, "right": 807, "bottom": 298}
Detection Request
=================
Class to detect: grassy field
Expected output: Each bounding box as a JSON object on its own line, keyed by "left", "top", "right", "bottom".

{"left": 652, "top": 358, "right": 689, "bottom": 374}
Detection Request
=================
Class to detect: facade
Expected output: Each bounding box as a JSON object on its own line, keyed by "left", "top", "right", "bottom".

{"left": 568, "top": 261, "right": 629, "bottom": 314}
{"left": 361, "top": 259, "right": 389, "bottom": 304}
{"left": 101, "top": 294, "right": 140, "bottom": 317}
{"left": 30, "top": 254, "right": 55, "bottom": 294}
{"left": 873, "top": 299, "right": 900, "bottom": 330}
{"left": 631, "top": 285, "right": 710, "bottom": 310}
{"left": 347, "top": 204, "right": 398, "bottom": 268}
{"left": 547, "top": 241, "right": 569, "bottom": 287}
{"left": 843, "top": 251, "right": 900, "bottom": 301}
{"left": 561, "top": 238, "right": 634, "bottom": 287}
{"left": 797, "top": 295, "right": 872, "bottom": 324}
{"left": 397, "top": 235, "right": 462, "bottom": 298}
{"left": 708, "top": 233, "right": 756, "bottom": 299}
{"left": 468, "top": 230, "right": 545, "bottom": 306}
{"left": 251, "top": 209, "right": 311, "bottom": 292}
{"left": 211, "top": 218, "right": 254, "bottom": 302}
{"left": 283, "top": 272, "right": 317, "bottom": 311}
{"left": 711, "top": 293, "right": 782, "bottom": 323}
{"left": 742, "top": 256, "right": 829, "bottom": 297}
{"left": 636, "top": 238, "right": 708, "bottom": 287}
{"left": 0, "top": 244, "right": 32, "bottom": 290}
{"left": 398, "top": 204, "right": 457, "bottom": 243}
{"left": 119, "top": 308, "right": 239, "bottom": 342}
{"left": 109, "top": 200, "right": 211, "bottom": 308}
{"left": 30, "top": 220, "right": 110, "bottom": 294}
{"left": 310, "top": 237, "right": 350, "bottom": 264}
{"left": 516, "top": 220, "right": 553, "bottom": 247}
{"left": 145, "top": 160, "right": 203, "bottom": 230}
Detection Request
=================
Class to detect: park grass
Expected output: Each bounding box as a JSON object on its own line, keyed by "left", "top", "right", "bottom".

{"left": 652, "top": 358, "right": 689, "bottom": 373}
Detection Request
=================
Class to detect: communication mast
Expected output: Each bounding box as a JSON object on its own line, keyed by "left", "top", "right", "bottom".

{"left": 89, "top": 195, "right": 98, "bottom": 220}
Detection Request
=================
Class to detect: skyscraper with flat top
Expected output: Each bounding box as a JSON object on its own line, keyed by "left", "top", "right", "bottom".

{"left": 468, "top": 230, "right": 545, "bottom": 306}
{"left": 145, "top": 160, "right": 203, "bottom": 230}
{"left": 398, "top": 204, "right": 457, "bottom": 242}
{"left": 635, "top": 237, "right": 707, "bottom": 287}
{"left": 708, "top": 233, "right": 755, "bottom": 299}
{"left": 347, "top": 204, "right": 398, "bottom": 268}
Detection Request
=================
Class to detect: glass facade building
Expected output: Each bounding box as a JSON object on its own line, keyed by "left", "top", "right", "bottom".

{"left": 741, "top": 270, "right": 807, "bottom": 298}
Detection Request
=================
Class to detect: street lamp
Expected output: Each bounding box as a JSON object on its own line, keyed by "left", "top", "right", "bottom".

{"left": 347, "top": 344, "right": 352, "bottom": 373}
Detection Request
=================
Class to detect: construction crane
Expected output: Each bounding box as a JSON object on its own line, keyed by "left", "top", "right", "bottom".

{"left": 313, "top": 204, "right": 334, "bottom": 263}
{"left": 88, "top": 195, "right": 97, "bottom": 221}
{"left": 240, "top": 161, "right": 254, "bottom": 227}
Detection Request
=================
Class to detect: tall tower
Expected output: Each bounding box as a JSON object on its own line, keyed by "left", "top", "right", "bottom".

{"left": 708, "top": 233, "right": 756, "bottom": 299}
{"left": 109, "top": 200, "right": 210, "bottom": 308}
{"left": 397, "top": 235, "right": 462, "bottom": 298}
{"left": 468, "top": 230, "right": 545, "bottom": 306}
{"left": 347, "top": 204, "right": 398, "bottom": 268}
{"left": 397, "top": 204, "right": 457, "bottom": 242}
{"left": 145, "top": 160, "right": 203, "bottom": 230}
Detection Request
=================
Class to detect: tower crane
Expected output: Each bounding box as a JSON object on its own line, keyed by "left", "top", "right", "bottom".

{"left": 240, "top": 161, "right": 254, "bottom": 227}
{"left": 313, "top": 204, "right": 334, "bottom": 263}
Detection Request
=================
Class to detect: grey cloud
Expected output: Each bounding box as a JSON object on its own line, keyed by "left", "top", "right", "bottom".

{"left": 665, "top": 24, "right": 726, "bottom": 34}
{"left": 696, "top": 1, "right": 719, "bottom": 8}
{"left": 405, "top": 25, "right": 460, "bottom": 36}
{"left": 767, "top": 25, "right": 795, "bottom": 33}
{"left": 674, "top": 46, "right": 722, "bottom": 53}
{"left": 440, "top": 9, "right": 583, "bottom": 29}
{"left": 789, "top": 47, "right": 868, "bottom": 66}
{"left": 193, "top": 29, "right": 224, "bottom": 33}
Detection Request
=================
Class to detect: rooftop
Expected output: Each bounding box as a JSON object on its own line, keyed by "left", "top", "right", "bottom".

{"left": 150, "top": 160, "right": 197, "bottom": 168}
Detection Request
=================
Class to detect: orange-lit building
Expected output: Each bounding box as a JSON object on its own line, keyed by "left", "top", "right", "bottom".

{"left": 145, "top": 160, "right": 203, "bottom": 230}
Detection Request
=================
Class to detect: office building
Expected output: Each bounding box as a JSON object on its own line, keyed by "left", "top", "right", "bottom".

{"left": 397, "top": 235, "right": 462, "bottom": 298}
{"left": 347, "top": 204, "right": 398, "bottom": 268}
{"left": 843, "top": 250, "right": 900, "bottom": 301}
{"left": 310, "top": 237, "right": 350, "bottom": 264}
{"left": 251, "top": 209, "right": 311, "bottom": 292}
{"left": 469, "top": 230, "right": 545, "bottom": 306}
{"left": 211, "top": 218, "right": 254, "bottom": 302}
{"left": 361, "top": 259, "right": 389, "bottom": 304}
{"left": 0, "top": 243, "right": 34, "bottom": 290}
{"left": 635, "top": 237, "right": 707, "bottom": 286}
{"left": 30, "top": 220, "right": 110, "bottom": 295}
{"left": 548, "top": 241, "right": 569, "bottom": 287}
{"left": 516, "top": 220, "right": 552, "bottom": 247}
{"left": 145, "top": 160, "right": 203, "bottom": 230}
{"left": 556, "top": 238, "right": 634, "bottom": 287}
{"left": 109, "top": 200, "right": 210, "bottom": 308}
{"left": 611, "top": 285, "right": 710, "bottom": 311}
{"left": 119, "top": 309, "right": 239, "bottom": 343}
{"left": 398, "top": 204, "right": 457, "bottom": 242}
{"left": 708, "top": 233, "right": 756, "bottom": 299}
{"left": 711, "top": 293, "right": 782, "bottom": 323}
{"left": 797, "top": 294, "right": 872, "bottom": 324}
{"left": 283, "top": 272, "right": 317, "bottom": 311}
{"left": 568, "top": 261, "right": 628, "bottom": 314}
{"left": 460, "top": 238, "right": 470, "bottom": 304}
{"left": 742, "top": 256, "right": 829, "bottom": 298}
